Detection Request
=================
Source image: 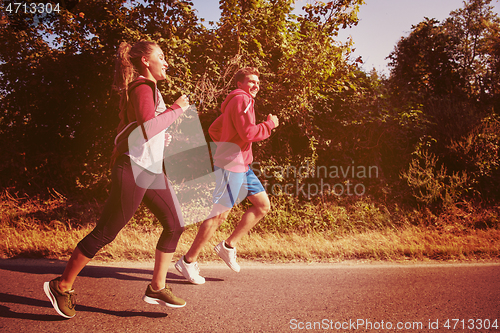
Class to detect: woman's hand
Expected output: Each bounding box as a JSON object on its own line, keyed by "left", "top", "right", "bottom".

{"left": 174, "top": 94, "right": 190, "bottom": 111}
{"left": 165, "top": 132, "right": 172, "bottom": 147}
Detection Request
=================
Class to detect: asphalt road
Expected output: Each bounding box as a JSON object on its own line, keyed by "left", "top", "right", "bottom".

{"left": 0, "top": 259, "right": 499, "bottom": 332}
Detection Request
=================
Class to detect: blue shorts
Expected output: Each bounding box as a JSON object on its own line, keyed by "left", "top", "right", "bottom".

{"left": 213, "top": 166, "right": 265, "bottom": 208}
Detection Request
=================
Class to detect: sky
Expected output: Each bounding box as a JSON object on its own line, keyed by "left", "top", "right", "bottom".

{"left": 189, "top": 0, "right": 500, "bottom": 74}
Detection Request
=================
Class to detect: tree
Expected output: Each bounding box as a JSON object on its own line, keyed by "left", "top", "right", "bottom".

{"left": 388, "top": 0, "right": 500, "bottom": 107}
{"left": 444, "top": 0, "right": 500, "bottom": 101}
{"left": 0, "top": 0, "right": 377, "bottom": 202}
{"left": 386, "top": 0, "right": 500, "bottom": 149}
{"left": 386, "top": 0, "right": 500, "bottom": 206}
{"left": 388, "top": 18, "right": 463, "bottom": 107}
{"left": 0, "top": 0, "right": 200, "bottom": 195}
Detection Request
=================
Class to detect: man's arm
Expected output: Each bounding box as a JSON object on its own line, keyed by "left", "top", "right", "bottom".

{"left": 231, "top": 95, "right": 276, "bottom": 142}
{"left": 209, "top": 114, "right": 224, "bottom": 142}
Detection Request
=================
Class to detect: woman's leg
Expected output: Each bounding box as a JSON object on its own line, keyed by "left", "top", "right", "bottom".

{"left": 140, "top": 175, "right": 186, "bottom": 307}
{"left": 151, "top": 249, "right": 174, "bottom": 290}
{"left": 144, "top": 175, "right": 185, "bottom": 287}
{"left": 59, "top": 156, "right": 147, "bottom": 290}
{"left": 59, "top": 247, "right": 92, "bottom": 292}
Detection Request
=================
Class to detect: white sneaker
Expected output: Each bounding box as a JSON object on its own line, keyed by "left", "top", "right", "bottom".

{"left": 214, "top": 241, "right": 240, "bottom": 272}
{"left": 175, "top": 256, "right": 206, "bottom": 285}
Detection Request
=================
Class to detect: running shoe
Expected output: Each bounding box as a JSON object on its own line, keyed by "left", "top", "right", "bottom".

{"left": 143, "top": 284, "right": 186, "bottom": 308}
{"left": 43, "top": 277, "right": 77, "bottom": 319}
{"left": 214, "top": 240, "right": 240, "bottom": 272}
{"left": 175, "top": 256, "right": 206, "bottom": 285}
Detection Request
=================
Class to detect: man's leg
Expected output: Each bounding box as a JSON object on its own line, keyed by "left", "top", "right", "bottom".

{"left": 175, "top": 205, "right": 230, "bottom": 284}
{"left": 225, "top": 191, "right": 270, "bottom": 247}
{"left": 184, "top": 204, "right": 231, "bottom": 263}
{"left": 213, "top": 191, "right": 270, "bottom": 272}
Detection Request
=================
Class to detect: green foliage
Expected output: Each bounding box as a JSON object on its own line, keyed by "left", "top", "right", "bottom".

{"left": 444, "top": 0, "right": 500, "bottom": 100}
{"left": 400, "top": 109, "right": 499, "bottom": 210}
{"left": 1, "top": 0, "right": 499, "bottom": 231}
{"left": 447, "top": 113, "right": 500, "bottom": 199}
{"left": 401, "top": 149, "right": 471, "bottom": 209}
{"left": 220, "top": 195, "right": 399, "bottom": 234}
{"left": 388, "top": 18, "right": 460, "bottom": 105}
{"left": 387, "top": 0, "right": 500, "bottom": 210}
{"left": 0, "top": 0, "right": 200, "bottom": 196}
{"left": 388, "top": 0, "right": 500, "bottom": 107}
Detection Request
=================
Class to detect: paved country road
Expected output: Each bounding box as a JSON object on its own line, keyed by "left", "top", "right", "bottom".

{"left": 0, "top": 259, "right": 499, "bottom": 333}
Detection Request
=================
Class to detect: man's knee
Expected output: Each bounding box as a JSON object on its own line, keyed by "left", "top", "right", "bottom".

{"left": 214, "top": 214, "right": 228, "bottom": 226}
{"left": 255, "top": 200, "right": 271, "bottom": 217}
{"left": 204, "top": 212, "right": 227, "bottom": 229}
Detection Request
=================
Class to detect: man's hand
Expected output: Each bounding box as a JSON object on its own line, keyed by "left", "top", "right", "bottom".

{"left": 267, "top": 114, "right": 279, "bottom": 128}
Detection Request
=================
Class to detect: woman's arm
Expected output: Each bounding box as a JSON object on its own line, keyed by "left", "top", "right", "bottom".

{"left": 130, "top": 84, "right": 185, "bottom": 139}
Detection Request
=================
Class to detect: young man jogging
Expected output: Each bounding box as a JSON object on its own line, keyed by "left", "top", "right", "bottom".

{"left": 175, "top": 67, "right": 279, "bottom": 284}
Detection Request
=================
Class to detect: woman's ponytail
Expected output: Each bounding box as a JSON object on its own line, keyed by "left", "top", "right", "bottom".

{"left": 112, "top": 41, "right": 157, "bottom": 111}
{"left": 113, "top": 42, "right": 134, "bottom": 91}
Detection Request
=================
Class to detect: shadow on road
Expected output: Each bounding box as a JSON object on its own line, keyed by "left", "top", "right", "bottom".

{"left": 0, "top": 259, "right": 152, "bottom": 281}
{"left": 0, "top": 293, "right": 168, "bottom": 321}
{"left": 0, "top": 258, "right": 224, "bottom": 283}
{"left": 0, "top": 294, "right": 65, "bottom": 321}
{"left": 0, "top": 304, "right": 66, "bottom": 322}
{"left": 0, "top": 259, "right": 223, "bottom": 322}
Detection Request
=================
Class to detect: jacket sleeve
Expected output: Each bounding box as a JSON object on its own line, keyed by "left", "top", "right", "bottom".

{"left": 130, "top": 84, "right": 184, "bottom": 140}
{"left": 209, "top": 114, "right": 224, "bottom": 142}
{"left": 230, "top": 95, "right": 276, "bottom": 143}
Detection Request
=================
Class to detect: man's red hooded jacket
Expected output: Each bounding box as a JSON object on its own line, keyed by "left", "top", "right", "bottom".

{"left": 209, "top": 89, "right": 276, "bottom": 172}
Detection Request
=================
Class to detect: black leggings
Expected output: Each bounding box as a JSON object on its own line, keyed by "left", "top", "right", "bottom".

{"left": 77, "top": 155, "right": 185, "bottom": 258}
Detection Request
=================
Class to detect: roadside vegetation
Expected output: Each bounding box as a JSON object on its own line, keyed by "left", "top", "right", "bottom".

{"left": 1, "top": 0, "right": 499, "bottom": 262}
{"left": 2, "top": 190, "right": 498, "bottom": 262}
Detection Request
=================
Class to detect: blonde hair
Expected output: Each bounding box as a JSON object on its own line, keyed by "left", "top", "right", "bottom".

{"left": 113, "top": 41, "right": 158, "bottom": 110}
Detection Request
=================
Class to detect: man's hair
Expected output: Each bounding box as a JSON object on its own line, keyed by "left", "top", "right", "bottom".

{"left": 233, "top": 67, "right": 260, "bottom": 86}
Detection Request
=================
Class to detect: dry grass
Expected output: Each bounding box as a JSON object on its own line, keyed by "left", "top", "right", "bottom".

{"left": 1, "top": 224, "right": 499, "bottom": 262}
{"left": 1, "top": 191, "right": 499, "bottom": 262}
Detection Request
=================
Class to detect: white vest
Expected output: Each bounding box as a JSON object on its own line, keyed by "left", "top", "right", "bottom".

{"left": 127, "top": 89, "right": 167, "bottom": 174}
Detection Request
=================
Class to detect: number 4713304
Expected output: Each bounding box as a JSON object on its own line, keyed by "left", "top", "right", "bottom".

{"left": 5, "top": 2, "right": 61, "bottom": 14}
{"left": 443, "top": 319, "right": 498, "bottom": 330}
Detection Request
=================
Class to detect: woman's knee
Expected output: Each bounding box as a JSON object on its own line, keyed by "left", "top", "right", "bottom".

{"left": 157, "top": 224, "right": 185, "bottom": 253}
{"left": 77, "top": 232, "right": 116, "bottom": 259}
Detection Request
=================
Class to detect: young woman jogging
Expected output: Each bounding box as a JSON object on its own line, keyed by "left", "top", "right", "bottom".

{"left": 43, "top": 40, "right": 190, "bottom": 319}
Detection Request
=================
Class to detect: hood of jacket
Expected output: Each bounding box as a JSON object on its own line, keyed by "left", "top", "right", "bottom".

{"left": 220, "top": 88, "right": 253, "bottom": 114}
